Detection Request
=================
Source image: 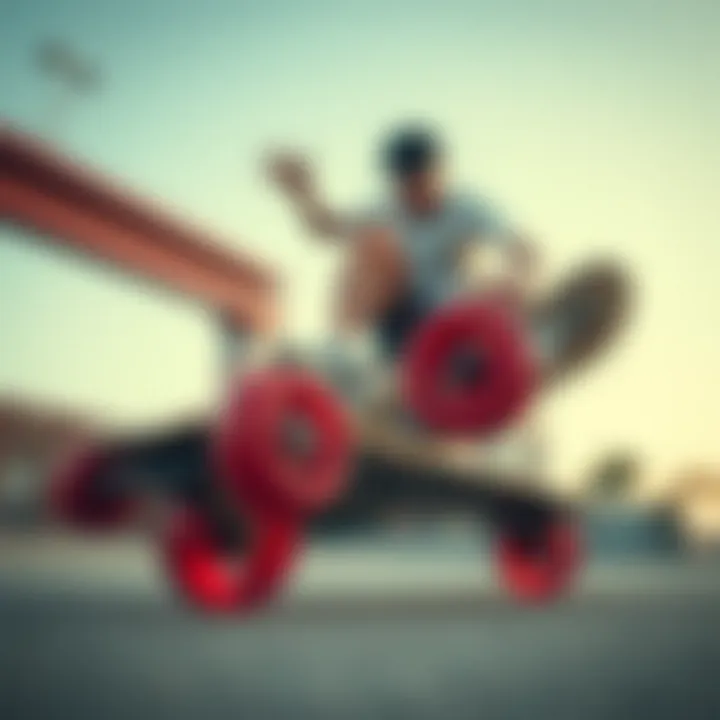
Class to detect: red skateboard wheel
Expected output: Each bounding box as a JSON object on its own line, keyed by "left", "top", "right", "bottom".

{"left": 215, "top": 367, "right": 355, "bottom": 516}
{"left": 401, "top": 299, "right": 536, "bottom": 434}
{"left": 496, "top": 519, "right": 581, "bottom": 603}
{"left": 163, "top": 508, "right": 301, "bottom": 613}
{"left": 50, "top": 444, "right": 135, "bottom": 530}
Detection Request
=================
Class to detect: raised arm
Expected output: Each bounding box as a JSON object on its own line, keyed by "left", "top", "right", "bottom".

{"left": 265, "top": 152, "right": 348, "bottom": 241}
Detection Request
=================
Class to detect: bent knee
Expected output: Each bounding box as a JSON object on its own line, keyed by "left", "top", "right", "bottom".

{"left": 336, "top": 225, "right": 409, "bottom": 328}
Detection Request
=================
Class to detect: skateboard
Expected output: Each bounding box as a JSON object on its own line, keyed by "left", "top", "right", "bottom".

{"left": 49, "top": 259, "right": 631, "bottom": 614}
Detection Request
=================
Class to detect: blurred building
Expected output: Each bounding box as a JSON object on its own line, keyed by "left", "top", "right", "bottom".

{"left": 0, "top": 397, "right": 92, "bottom": 525}
{"left": 668, "top": 467, "right": 720, "bottom": 551}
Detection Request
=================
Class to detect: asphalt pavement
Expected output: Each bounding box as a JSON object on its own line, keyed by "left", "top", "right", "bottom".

{"left": 1, "top": 534, "right": 719, "bottom": 720}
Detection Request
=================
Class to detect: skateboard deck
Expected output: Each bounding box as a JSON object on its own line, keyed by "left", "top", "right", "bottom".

{"left": 532, "top": 259, "right": 631, "bottom": 385}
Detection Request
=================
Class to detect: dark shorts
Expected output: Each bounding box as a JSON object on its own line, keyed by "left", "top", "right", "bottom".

{"left": 375, "top": 292, "right": 431, "bottom": 360}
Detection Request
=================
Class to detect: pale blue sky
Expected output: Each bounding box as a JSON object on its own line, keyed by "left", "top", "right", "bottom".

{"left": 1, "top": 0, "right": 719, "bottom": 486}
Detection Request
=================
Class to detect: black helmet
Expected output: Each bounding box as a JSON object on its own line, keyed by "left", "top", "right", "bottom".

{"left": 382, "top": 124, "right": 443, "bottom": 178}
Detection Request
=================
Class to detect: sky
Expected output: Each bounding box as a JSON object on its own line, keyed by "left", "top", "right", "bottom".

{"left": 1, "top": 0, "right": 719, "bottom": 488}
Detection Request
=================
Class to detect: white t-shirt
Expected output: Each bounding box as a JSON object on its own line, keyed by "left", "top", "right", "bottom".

{"left": 354, "top": 191, "right": 510, "bottom": 306}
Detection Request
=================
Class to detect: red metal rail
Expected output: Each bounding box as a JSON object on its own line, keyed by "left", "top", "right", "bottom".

{"left": 0, "top": 124, "right": 276, "bottom": 331}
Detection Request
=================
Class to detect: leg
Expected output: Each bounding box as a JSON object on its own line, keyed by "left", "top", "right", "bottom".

{"left": 333, "top": 225, "right": 408, "bottom": 337}
{"left": 323, "top": 225, "right": 415, "bottom": 405}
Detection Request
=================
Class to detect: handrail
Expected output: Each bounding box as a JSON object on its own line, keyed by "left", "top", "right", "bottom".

{"left": 0, "top": 124, "right": 276, "bottom": 331}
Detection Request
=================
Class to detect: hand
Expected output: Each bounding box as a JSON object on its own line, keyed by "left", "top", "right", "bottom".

{"left": 265, "top": 151, "right": 314, "bottom": 199}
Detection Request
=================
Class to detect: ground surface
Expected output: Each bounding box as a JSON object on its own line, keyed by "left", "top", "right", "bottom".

{"left": 1, "top": 533, "right": 719, "bottom": 720}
